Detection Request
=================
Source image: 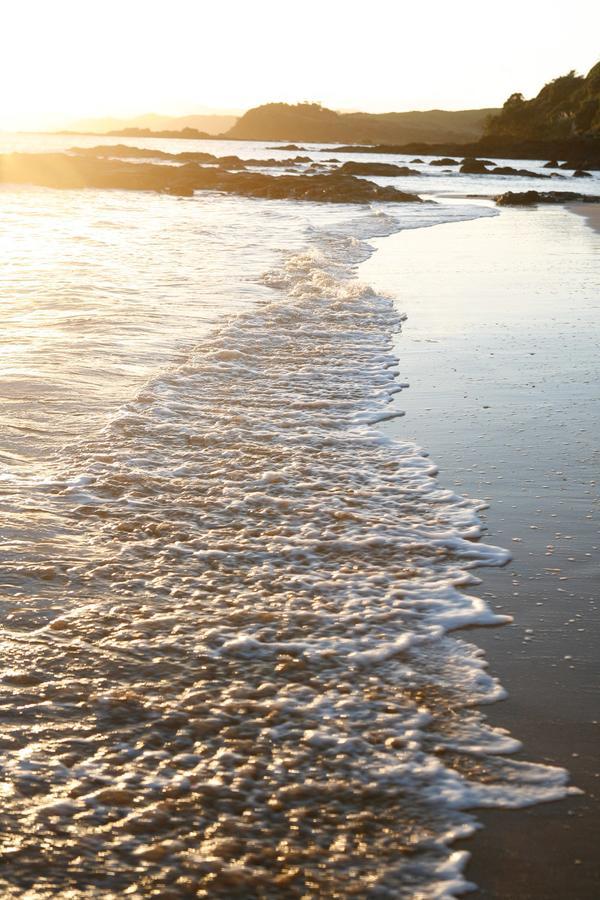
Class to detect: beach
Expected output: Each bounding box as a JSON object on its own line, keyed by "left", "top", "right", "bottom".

{"left": 362, "top": 202, "right": 600, "bottom": 898}
{"left": 0, "top": 131, "right": 598, "bottom": 896}
{"left": 571, "top": 201, "right": 600, "bottom": 234}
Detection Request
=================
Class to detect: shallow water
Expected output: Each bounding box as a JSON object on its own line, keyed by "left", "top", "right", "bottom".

{"left": 0, "top": 136, "right": 588, "bottom": 897}
{"left": 4, "top": 130, "right": 600, "bottom": 198}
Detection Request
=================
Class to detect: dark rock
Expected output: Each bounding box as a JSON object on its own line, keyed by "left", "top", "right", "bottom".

{"left": 573, "top": 169, "right": 592, "bottom": 177}
{"left": 71, "top": 145, "right": 318, "bottom": 172}
{"left": 453, "top": 156, "right": 554, "bottom": 178}
{"left": 495, "top": 190, "right": 599, "bottom": 206}
{"left": 557, "top": 160, "right": 599, "bottom": 171}
{"left": 460, "top": 158, "right": 491, "bottom": 174}
{"left": 497, "top": 191, "right": 538, "bottom": 205}
{"left": 71, "top": 143, "right": 219, "bottom": 164}
{"left": 491, "top": 166, "right": 552, "bottom": 179}
{"left": 543, "top": 159, "right": 560, "bottom": 168}
{"left": 216, "top": 156, "right": 248, "bottom": 169}
{"left": 430, "top": 157, "right": 457, "bottom": 166}
{"left": 410, "top": 158, "right": 424, "bottom": 163}
{"left": 268, "top": 144, "right": 307, "bottom": 151}
{"left": 337, "top": 161, "right": 421, "bottom": 177}
{"left": 0, "top": 152, "right": 424, "bottom": 204}
{"left": 312, "top": 139, "right": 600, "bottom": 169}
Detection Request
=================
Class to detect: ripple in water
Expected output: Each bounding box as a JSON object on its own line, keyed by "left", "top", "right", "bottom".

{"left": 0, "top": 204, "right": 574, "bottom": 898}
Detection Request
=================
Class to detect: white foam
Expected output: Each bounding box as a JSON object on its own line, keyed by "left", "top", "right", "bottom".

{"left": 0, "top": 199, "right": 573, "bottom": 898}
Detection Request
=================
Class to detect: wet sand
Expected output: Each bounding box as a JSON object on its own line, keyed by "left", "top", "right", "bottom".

{"left": 571, "top": 200, "right": 600, "bottom": 234}
{"left": 361, "top": 202, "right": 600, "bottom": 898}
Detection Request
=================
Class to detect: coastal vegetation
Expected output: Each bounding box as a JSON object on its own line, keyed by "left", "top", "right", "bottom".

{"left": 484, "top": 61, "right": 600, "bottom": 140}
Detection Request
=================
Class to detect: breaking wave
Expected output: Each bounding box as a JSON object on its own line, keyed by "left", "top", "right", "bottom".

{"left": 0, "top": 202, "right": 573, "bottom": 898}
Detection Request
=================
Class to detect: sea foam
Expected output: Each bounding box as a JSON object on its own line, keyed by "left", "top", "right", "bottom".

{"left": 0, "top": 200, "right": 574, "bottom": 898}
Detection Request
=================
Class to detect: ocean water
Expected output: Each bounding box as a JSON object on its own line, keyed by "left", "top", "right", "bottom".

{"left": 0, "top": 134, "right": 588, "bottom": 898}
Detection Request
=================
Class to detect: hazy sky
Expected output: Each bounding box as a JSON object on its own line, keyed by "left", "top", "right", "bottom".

{"left": 2, "top": 0, "right": 598, "bottom": 129}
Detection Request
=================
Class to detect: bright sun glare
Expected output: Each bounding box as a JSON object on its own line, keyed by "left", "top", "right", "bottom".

{"left": 1, "top": 0, "right": 599, "bottom": 129}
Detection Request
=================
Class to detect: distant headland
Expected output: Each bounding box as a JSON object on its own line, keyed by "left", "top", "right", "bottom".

{"left": 225, "top": 105, "right": 497, "bottom": 144}
{"left": 59, "top": 106, "right": 497, "bottom": 146}
{"left": 42, "top": 59, "right": 600, "bottom": 169}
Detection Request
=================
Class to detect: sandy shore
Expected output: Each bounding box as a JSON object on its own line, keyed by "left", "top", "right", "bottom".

{"left": 571, "top": 200, "right": 600, "bottom": 234}
{"left": 361, "top": 202, "right": 600, "bottom": 898}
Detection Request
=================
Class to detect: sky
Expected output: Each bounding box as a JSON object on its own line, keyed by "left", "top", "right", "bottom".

{"left": 1, "top": 0, "right": 598, "bottom": 130}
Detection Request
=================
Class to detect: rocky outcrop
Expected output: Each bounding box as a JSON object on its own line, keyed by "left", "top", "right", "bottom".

{"left": 337, "top": 161, "right": 421, "bottom": 177}
{"left": 71, "top": 144, "right": 219, "bottom": 163}
{"left": 70, "top": 145, "right": 311, "bottom": 169}
{"left": 460, "top": 159, "right": 491, "bottom": 174}
{"left": 429, "top": 157, "right": 457, "bottom": 166}
{"left": 458, "top": 157, "right": 557, "bottom": 178}
{"left": 496, "top": 190, "right": 600, "bottom": 206}
{"left": 491, "top": 165, "right": 553, "bottom": 178}
{"left": 558, "top": 159, "right": 600, "bottom": 170}
{"left": 0, "top": 152, "right": 423, "bottom": 204}
{"left": 316, "top": 138, "right": 600, "bottom": 167}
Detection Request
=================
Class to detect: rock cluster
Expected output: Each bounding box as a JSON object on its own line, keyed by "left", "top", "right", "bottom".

{"left": 0, "top": 152, "right": 422, "bottom": 204}
{"left": 459, "top": 158, "right": 564, "bottom": 179}
{"left": 337, "top": 161, "right": 421, "bottom": 177}
{"left": 318, "top": 139, "right": 600, "bottom": 168}
{"left": 71, "top": 144, "right": 311, "bottom": 169}
{"left": 429, "top": 157, "right": 457, "bottom": 166}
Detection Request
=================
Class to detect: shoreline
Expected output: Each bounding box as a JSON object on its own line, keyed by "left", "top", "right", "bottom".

{"left": 361, "top": 202, "right": 600, "bottom": 898}
{"left": 570, "top": 200, "right": 600, "bottom": 234}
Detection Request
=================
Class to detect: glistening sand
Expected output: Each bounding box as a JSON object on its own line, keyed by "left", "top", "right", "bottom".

{"left": 361, "top": 201, "right": 600, "bottom": 899}
{"left": 571, "top": 200, "right": 600, "bottom": 235}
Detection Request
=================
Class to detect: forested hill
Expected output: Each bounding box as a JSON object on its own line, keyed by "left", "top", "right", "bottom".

{"left": 485, "top": 61, "right": 600, "bottom": 140}
{"left": 225, "top": 103, "right": 497, "bottom": 144}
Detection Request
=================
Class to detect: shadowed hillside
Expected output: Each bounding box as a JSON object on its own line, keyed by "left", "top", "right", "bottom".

{"left": 485, "top": 61, "right": 600, "bottom": 140}
{"left": 225, "top": 102, "right": 497, "bottom": 144}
